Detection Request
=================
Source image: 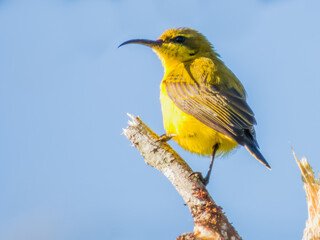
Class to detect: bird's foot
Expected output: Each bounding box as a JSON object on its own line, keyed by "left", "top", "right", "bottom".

{"left": 156, "top": 133, "right": 176, "bottom": 143}
{"left": 189, "top": 172, "right": 209, "bottom": 186}
{"left": 191, "top": 144, "right": 218, "bottom": 186}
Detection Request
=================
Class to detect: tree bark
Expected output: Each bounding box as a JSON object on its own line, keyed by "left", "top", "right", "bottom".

{"left": 123, "top": 114, "right": 241, "bottom": 240}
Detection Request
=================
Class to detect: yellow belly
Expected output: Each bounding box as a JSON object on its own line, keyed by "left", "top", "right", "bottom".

{"left": 160, "top": 83, "right": 238, "bottom": 156}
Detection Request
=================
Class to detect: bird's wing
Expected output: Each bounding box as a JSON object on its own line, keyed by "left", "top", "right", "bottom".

{"left": 164, "top": 61, "right": 257, "bottom": 147}
{"left": 164, "top": 59, "right": 271, "bottom": 169}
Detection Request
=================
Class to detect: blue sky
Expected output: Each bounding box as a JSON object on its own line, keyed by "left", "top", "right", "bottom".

{"left": 0, "top": 0, "right": 320, "bottom": 239}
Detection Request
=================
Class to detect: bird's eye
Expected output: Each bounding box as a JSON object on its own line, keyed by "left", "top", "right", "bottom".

{"left": 173, "top": 36, "right": 186, "bottom": 44}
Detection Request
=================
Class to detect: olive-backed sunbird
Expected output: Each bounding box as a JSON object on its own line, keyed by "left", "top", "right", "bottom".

{"left": 119, "top": 28, "right": 270, "bottom": 185}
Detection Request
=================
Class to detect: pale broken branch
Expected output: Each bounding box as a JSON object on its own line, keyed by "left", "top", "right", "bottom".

{"left": 293, "top": 150, "right": 320, "bottom": 240}
{"left": 123, "top": 114, "right": 241, "bottom": 240}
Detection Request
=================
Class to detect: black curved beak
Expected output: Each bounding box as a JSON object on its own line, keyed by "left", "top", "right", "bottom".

{"left": 118, "top": 39, "right": 163, "bottom": 48}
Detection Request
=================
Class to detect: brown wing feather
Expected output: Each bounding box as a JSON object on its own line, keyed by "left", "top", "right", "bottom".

{"left": 164, "top": 63, "right": 257, "bottom": 147}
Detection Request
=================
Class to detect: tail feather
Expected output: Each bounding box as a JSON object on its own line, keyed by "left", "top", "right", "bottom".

{"left": 245, "top": 143, "right": 271, "bottom": 170}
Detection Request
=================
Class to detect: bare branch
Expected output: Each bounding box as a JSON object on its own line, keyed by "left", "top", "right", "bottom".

{"left": 293, "top": 150, "right": 320, "bottom": 240}
{"left": 123, "top": 114, "right": 241, "bottom": 240}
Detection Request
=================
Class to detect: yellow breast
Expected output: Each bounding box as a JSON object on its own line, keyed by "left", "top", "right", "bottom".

{"left": 160, "top": 83, "right": 238, "bottom": 156}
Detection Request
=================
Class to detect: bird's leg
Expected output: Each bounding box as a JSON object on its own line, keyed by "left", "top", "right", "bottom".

{"left": 202, "top": 143, "right": 220, "bottom": 185}
{"left": 190, "top": 144, "right": 219, "bottom": 185}
{"left": 156, "top": 133, "right": 176, "bottom": 143}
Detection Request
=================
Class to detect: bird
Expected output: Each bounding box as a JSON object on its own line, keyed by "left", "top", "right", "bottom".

{"left": 119, "top": 27, "right": 270, "bottom": 185}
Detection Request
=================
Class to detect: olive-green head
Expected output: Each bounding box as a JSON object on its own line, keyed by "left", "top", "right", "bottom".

{"left": 119, "top": 28, "right": 216, "bottom": 68}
